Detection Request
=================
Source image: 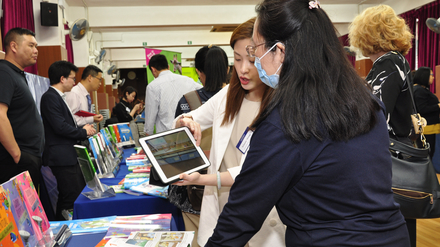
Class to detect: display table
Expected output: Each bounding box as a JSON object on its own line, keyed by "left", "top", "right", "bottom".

{"left": 73, "top": 147, "right": 184, "bottom": 231}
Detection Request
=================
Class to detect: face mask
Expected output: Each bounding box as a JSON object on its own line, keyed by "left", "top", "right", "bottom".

{"left": 254, "top": 42, "right": 283, "bottom": 88}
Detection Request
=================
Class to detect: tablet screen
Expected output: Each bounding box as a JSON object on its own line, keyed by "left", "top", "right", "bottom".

{"left": 142, "top": 129, "right": 206, "bottom": 181}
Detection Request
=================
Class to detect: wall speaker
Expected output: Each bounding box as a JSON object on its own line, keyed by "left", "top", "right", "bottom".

{"left": 40, "top": 2, "right": 58, "bottom": 27}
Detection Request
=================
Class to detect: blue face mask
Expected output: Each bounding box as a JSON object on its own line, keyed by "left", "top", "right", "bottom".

{"left": 254, "top": 43, "right": 283, "bottom": 88}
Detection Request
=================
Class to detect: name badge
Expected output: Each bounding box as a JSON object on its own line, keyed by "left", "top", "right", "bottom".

{"left": 126, "top": 107, "right": 130, "bottom": 113}
{"left": 236, "top": 127, "right": 254, "bottom": 154}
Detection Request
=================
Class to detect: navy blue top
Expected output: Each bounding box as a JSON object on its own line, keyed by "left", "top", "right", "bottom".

{"left": 206, "top": 105, "right": 409, "bottom": 247}
{"left": 174, "top": 87, "right": 220, "bottom": 118}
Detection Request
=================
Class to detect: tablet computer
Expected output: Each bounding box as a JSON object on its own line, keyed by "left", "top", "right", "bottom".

{"left": 139, "top": 127, "right": 210, "bottom": 184}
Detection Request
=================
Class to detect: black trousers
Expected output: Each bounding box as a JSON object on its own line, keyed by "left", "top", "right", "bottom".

{"left": 49, "top": 164, "right": 86, "bottom": 220}
{"left": 0, "top": 151, "right": 42, "bottom": 189}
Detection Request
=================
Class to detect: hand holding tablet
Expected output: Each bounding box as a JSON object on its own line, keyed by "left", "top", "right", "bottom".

{"left": 139, "top": 127, "right": 210, "bottom": 184}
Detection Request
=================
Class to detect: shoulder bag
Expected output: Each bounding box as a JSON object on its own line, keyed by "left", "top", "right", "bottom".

{"left": 390, "top": 58, "right": 440, "bottom": 218}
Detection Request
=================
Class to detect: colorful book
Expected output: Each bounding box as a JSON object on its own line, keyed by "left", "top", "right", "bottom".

{"left": 130, "top": 182, "right": 168, "bottom": 199}
{"left": 116, "top": 123, "right": 135, "bottom": 144}
{"left": 103, "top": 214, "right": 172, "bottom": 240}
{"left": 111, "top": 124, "right": 122, "bottom": 143}
{"left": 12, "top": 171, "right": 50, "bottom": 241}
{"left": 0, "top": 185, "right": 25, "bottom": 247}
{"left": 1, "top": 179, "right": 37, "bottom": 247}
{"left": 49, "top": 215, "right": 117, "bottom": 234}
{"left": 89, "top": 136, "right": 105, "bottom": 175}
{"left": 122, "top": 178, "right": 150, "bottom": 190}
{"left": 126, "top": 159, "right": 149, "bottom": 167}
{"left": 107, "top": 125, "right": 118, "bottom": 144}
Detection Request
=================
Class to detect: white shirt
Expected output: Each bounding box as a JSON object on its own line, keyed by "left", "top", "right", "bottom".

{"left": 65, "top": 82, "right": 93, "bottom": 126}
{"left": 51, "top": 86, "right": 78, "bottom": 127}
{"left": 144, "top": 70, "right": 202, "bottom": 135}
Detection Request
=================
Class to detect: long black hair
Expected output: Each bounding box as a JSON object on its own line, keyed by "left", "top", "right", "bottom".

{"left": 413, "top": 67, "right": 432, "bottom": 88}
{"left": 253, "top": 0, "right": 380, "bottom": 142}
{"left": 204, "top": 46, "right": 228, "bottom": 92}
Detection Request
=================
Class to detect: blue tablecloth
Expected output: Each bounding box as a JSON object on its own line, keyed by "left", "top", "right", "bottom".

{"left": 72, "top": 147, "right": 184, "bottom": 231}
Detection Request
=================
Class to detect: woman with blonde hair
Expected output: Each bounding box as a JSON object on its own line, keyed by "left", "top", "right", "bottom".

{"left": 173, "top": 17, "right": 285, "bottom": 246}
{"left": 350, "top": 4, "right": 415, "bottom": 246}
{"left": 349, "top": 4, "right": 414, "bottom": 144}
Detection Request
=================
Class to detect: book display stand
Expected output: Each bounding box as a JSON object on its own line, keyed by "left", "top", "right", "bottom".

{"left": 75, "top": 145, "right": 116, "bottom": 200}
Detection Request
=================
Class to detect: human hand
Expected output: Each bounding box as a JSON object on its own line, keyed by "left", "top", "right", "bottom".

{"left": 172, "top": 172, "right": 202, "bottom": 186}
{"left": 93, "top": 114, "right": 104, "bottom": 122}
{"left": 135, "top": 103, "right": 144, "bottom": 113}
{"left": 179, "top": 116, "right": 201, "bottom": 146}
{"left": 13, "top": 150, "right": 21, "bottom": 164}
{"left": 83, "top": 124, "right": 96, "bottom": 136}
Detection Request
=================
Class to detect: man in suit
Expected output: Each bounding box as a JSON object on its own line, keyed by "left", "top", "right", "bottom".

{"left": 40, "top": 61, "right": 96, "bottom": 220}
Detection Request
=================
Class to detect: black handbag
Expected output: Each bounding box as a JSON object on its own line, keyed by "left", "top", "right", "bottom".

{"left": 390, "top": 139, "right": 440, "bottom": 218}
{"left": 389, "top": 58, "right": 440, "bottom": 218}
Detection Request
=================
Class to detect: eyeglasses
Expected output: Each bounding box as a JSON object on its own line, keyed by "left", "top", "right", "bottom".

{"left": 68, "top": 76, "right": 76, "bottom": 82}
{"left": 93, "top": 76, "right": 103, "bottom": 82}
{"left": 246, "top": 42, "right": 265, "bottom": 58}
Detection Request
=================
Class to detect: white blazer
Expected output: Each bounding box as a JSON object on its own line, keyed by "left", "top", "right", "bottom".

{"left": 173, "top": 85, "right": 285, "bottom": 247}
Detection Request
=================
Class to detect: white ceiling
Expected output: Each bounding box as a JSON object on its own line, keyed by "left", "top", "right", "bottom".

{"left": 60, "top": 0, "right": 432, "bottom": 70}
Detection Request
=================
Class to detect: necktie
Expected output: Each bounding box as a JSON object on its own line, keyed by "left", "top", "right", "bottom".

{"left": 86, "top": 94, "right": 92, "bottom": 112}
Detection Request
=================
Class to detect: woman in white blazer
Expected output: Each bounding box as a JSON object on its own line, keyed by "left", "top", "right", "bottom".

{"left": 172, "top": 18, "right": 285, "bottom": 247}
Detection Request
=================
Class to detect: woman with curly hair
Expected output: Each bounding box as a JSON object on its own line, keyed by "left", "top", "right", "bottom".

{"left": 349, "top": 5, "right": 414, "bottom": 144}
{"left": 350, "top": 5, "right": 415, "bottom": 245}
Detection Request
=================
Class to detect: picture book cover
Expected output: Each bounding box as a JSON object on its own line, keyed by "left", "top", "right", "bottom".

{"left": 103, "top": 214, "right": 171, "bottom": 240}
{"left": 125, "top": 231, "right": 194, "bottom": 247}
{"left": 13, "top": 171, "right": 50, "bottom": 241}
{"left": 1, "top": 179, "right": 37, "bottom": 247}
{"left": 125, "top": 173, "right": 149, "bottom": 179}
{"left": 0, "top": 185, "right": 25, "bottom": 247}
{"left": 111, "top": 124, "right": 122, "bottom": 143}
{"left": 100, "top": 129, "right": 117, "bottom": 158}
{"left": 107, "top": 125, "right": 118, "bottom": 144}
{"left": 128, "top": 166, "right": 150, "bottom": 173}
{"left": 94, "top": 135, "right": 113, "bottom": 175}
{"left": 89, "top": 136, "right": 105, "bottom": 175}
{"left": 49, "top": 215, "right": 117, "bottom": 234}
{"left": 116, "top": 123, "right": 135, "bottom": 144}
{"left": 129, "top": 182, "right": 168, "bottom": 199}
{"left": 126, "top": 159, "right": 149, "bottom": 167}
{"left": 122, "top": 178, "right": 150, "bottom": 190}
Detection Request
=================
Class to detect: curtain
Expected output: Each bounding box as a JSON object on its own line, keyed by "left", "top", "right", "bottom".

{"left": 65, "top": 23, "right": 74, "bottom": 63}
{"left": 1, "top": 0, "right": 38, "bottom": 74}
{"left": 338, "top": 34, "right": 356, "bottom": 68}
{"left": 416, "top": 0, "right": 440, "bottom": 92}
{"left": 400, "top": 9, "right": 417, "bottom": 71}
